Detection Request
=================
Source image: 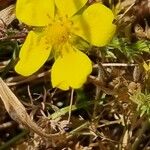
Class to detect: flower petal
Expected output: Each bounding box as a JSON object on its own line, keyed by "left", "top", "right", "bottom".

{"left": 16, "top": 0, "right": 54, "bottom": 26}
{"left": 15, "top": 31, "right": 51, "bottom": 76}
{"left": 72, "top": 3, "right": 116, "bottom": 46}
{"left": 51, "top": 44, "right": 92, "bottom": 90}
{"left": 55, "top": 0, "right": 87, "bottom": 17}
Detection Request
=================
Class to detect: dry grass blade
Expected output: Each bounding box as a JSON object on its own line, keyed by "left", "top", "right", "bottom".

{"left": 0, "top": 4, "right": 15, "bottom": 26}
{"left": 0, "top": 77, "right": 59, "bottom": 138}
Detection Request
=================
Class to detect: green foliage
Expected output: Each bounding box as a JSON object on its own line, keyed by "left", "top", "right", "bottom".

{"left": 105, "top": 36, "right": 150, "bottom": 61}
{"left": 130, "top": 91, "right": 150, "bottom": 117}
{"left": 0, "top": 40, "right": 16, "bottom": 56}
{"left": 132, "top": 40, "right": 150, "bottom": 53}
{"left": 0, "top": 40, "right": 19, "bottom": 77}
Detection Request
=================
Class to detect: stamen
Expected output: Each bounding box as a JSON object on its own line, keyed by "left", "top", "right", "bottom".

{"left": 45, "top": 16, "right": 72, "bottom": 46}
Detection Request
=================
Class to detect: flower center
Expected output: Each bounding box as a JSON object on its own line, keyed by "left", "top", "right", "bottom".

{"left": 46, "top": 17, "right": 72, "bottom": 46}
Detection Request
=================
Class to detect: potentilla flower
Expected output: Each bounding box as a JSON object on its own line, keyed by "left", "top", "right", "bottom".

{"left": 15, "top": 0, "right": 116, "bottom": 90}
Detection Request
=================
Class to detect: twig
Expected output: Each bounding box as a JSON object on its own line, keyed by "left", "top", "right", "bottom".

{"left": 0, "top": 78, "right": 59, "bottom": 138}
{"left": 68, "top": 89, "right": 74, "bottom": 123}
{"left": 27, "top": 85, "right": 34, "bottom": 106}
{"left": 67, "top": 122, "right": 90, "bottom": 139}
{"left": 92, "top": 62, "right": 102, "bottom": 119}
{"left": 88, "top": 75, "right": 116, "bottom": 95}
{"left": 0, "top": 121, "right": 16, "bottom": 130}
{"left": 6, "top": 63, "right": 137, "bottom": 86}
{"left": 6, "top": 70, "right": 50, "bottom": 86}
{"left": 98, "top": 119, "right": 121, "bottom": 128}
{"left": 0, "top": 34, "right": 27, "bottom": 40}
{"left": 115, "top": 1, "right": 136, "bottom": 23}
{"left": 93, "top": 63, "right": 137, "bottom": 68}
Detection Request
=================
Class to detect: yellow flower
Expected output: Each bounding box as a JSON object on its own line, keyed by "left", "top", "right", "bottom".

{"left": 15, "top": 0, "right": 116, "bottom": 90}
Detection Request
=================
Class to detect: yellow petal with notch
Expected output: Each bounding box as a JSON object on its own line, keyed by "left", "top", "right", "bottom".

{"left": 16, "top": 0, "right": 54, "bottom": 26}
{"left": 72, "top": 3, "right": 116, "bottom": 46}
{"left": 55, "top": 0, "right": 88, "bottom": 17}
{"left": 15, "top": 31, "right": 51, "bottom": 76}
{"left": 51, "top": 43, "right": 92, "bottom": 90}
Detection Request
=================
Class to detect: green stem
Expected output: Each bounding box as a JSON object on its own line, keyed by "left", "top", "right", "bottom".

{"left": 0, "top": 130, "right": 29, "bottom": 150}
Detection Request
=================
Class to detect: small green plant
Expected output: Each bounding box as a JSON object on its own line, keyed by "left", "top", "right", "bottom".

{"left": 130, "top": 91, "right": 150, "bottom": 117}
